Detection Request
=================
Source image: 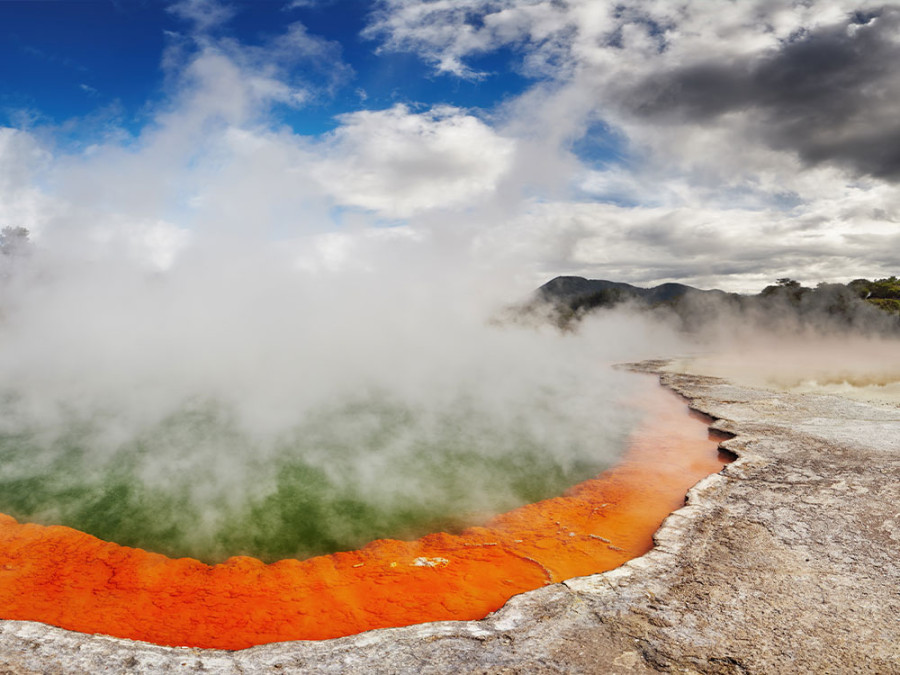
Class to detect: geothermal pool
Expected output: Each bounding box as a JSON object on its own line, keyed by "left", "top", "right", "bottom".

{"left": 0, "top": 378, "right": 730, "bottom": 650}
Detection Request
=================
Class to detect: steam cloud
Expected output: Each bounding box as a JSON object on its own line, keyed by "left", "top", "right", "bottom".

{"left": 0, "top": 32, "right": 686, "bottom": 560}
{"left": 0, "top": 222, "right": 684, "bottom": 560}
{"left": 2, "top": 0, "right": 898, "bottom": 563}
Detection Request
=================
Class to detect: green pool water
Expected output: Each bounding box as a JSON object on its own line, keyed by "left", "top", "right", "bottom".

{"left": 0, "top": 388, "right": 636, "bottom": 563}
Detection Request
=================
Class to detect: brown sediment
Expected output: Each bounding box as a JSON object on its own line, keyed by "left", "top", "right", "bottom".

{"left": 0, "top": 382, "right": 729, "bottom": 650}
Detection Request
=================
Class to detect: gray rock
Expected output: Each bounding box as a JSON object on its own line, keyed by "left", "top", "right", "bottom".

{"left": 1, "top": 363, "right": 898, "bottom": 674}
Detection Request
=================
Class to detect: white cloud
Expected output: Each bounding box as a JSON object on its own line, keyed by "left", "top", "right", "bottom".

{"left": 366, "top": 0, "right": 575, "bottom": 78}
{"left": 368, "top": 0, "right": 876, "bottom": 79}
{"left": 8, "top": 0, "right": 899, "bottom": 295}
{"left": 475, "top": 185, "right": 900, "bottom": 293}
{"left": 157, "top": 21, "right": 350, "bottom": 130}
{"left": 167, "top": 0, "right": 237, "bottom": 32}
{"left": 35, "top": 15, "right": 357, "bottom": 246}
{"left": 363, "top": 0, "right": 900, "bottom": 288}
{"left": 231, "top": 21, "right": 353, "bottom": 96}
{"left": 312, "top": 104, "right": 516, "bottom": 218}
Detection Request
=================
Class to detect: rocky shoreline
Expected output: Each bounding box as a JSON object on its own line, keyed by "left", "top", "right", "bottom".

{"left": 1, "top": 362, "right": 898, "bottom": 673}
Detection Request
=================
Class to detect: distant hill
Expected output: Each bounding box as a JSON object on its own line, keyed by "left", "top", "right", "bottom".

{"left": 537, "top": 276, "right": 731, "bottom": 309}
{"left": 524, "top": 275, "right": 900, "bottom": 334}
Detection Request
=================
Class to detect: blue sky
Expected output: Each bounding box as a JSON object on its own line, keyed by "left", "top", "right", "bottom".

{"left": 1, "top": 1, "right": 168, "bottom": 127}
{"left": 0, "top": 1, "right": 532, "bottom": 137}
{"left": 0, "top": 0, "right": 898, "bottom": 292}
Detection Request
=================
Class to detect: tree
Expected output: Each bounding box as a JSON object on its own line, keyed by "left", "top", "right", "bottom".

{"left": 759, "top": 277, "right": 810, "bottom": 303}
{"left": 869, "top": 276, "right": 900, "bottom": 300}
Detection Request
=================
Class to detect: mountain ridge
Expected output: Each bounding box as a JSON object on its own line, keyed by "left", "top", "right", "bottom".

{"left": 529, "top": 274, "right": 900, "bottom": 333}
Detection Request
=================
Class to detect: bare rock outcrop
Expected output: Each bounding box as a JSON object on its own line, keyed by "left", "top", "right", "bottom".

{"left": 1, "top": 364, "right": 898, "bottom": 673}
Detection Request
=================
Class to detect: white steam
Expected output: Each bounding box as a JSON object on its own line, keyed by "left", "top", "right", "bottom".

{"left": 673, "top": 338, "right": 900, "bottom": 406}
{"left": 0, "top": 32, "right": 695, "bottom": 561}
{"left": 0, "top": 225, "right": 686, "bottom": 560}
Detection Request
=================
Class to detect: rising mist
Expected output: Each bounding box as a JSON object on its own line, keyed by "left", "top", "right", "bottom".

{"left": 1, "top": 4, "right": 897, "bottom": 563}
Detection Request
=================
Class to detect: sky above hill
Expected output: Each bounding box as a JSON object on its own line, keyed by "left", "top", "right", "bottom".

{"left": 1, "top": 0, "right": 899, "bottom": 292}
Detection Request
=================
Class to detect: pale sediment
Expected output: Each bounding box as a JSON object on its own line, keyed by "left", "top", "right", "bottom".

{"left": 1, "top": 361, "right": 898, "bottom": 674}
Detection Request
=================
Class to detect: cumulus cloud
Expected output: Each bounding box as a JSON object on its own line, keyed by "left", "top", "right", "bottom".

{"left": 157, "top": 0, "right": 900, "bottom": 291}
{"left": 475, "top": 190, "right": 900, "bottom": 292}
{"left": 6, "top": 0, "right": 900, "bottom": 291}
{"left": 620, "top": 7, "right": 900, "bottom": 180}
{"left": 370, "top": 0, "right": 900, "bottom": 178}
{"left": 313, "top": 104, "right": 516, "bottom": 218}
{"left": 26, "top": 15, "right": 358, "bottom": 253}
{"left": 158, "top": 21, "right": 350, "bottom": 124}
{"left": 365, "top": 0, "right": 576, "bottom": 78}
{"left": 167, "top": 0, "right": 237, "bottom": 33}
{"left": 363, "top": 0, "right": 900, "bottom": 289}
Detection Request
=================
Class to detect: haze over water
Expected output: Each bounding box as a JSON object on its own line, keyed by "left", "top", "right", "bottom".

{"left": 1, "top": 0, "right": 898, "bottom": 559}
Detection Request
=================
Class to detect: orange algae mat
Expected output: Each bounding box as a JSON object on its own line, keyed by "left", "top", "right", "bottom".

{"left": 0, "top": 383, "right": 730, "bottom": 650}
